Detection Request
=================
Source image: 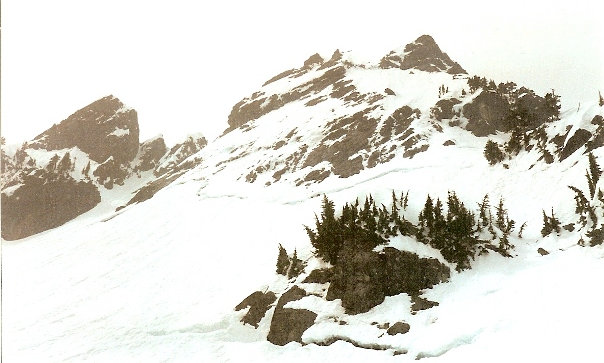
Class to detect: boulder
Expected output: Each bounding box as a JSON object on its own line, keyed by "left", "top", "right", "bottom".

{"left": 267, "top": 286, "right": 317, "bottom": 346}
{"left": 387, "top": 322, "right": 410, "bottom": 335}
{"left": 235, "top": 291, "right": 277, "bottom": 328}
{"left": 411, "top": 295, "right": 440, "bottom": 312}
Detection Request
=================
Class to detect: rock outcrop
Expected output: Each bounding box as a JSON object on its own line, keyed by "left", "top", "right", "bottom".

{"left": 235, "top": 291, "right": 277, "bottom": 328}
{"left": 326, "top": 247, "right": 450, "bottom": 314}
{"left": 154, "top": 134, "right": 207, "bottom": 177}
{"left": 380, "top": 35, "right": 466, "bottom": 74}
{"left": 1, "top": 174, "right": 100, "bottom": 240}
{"left": 28, "top": 95, "right": 139, "bottom": 165}
{"left": 135, "top": 136, "right": 168, "bottom": 173}
{"left": 267, "top": 286, "right": 317, "bottom": 346}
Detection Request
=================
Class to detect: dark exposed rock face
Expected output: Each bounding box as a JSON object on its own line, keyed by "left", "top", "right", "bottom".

{"left": 303, "top": 108, "right": 379, "bottom": 178}
{"left": 227, "top": 65, "right": 348, "bottom": 132}
{"left": 302, "top": 268, "right": 334, "bottom": 284}
{"left": 235, "top": 291, "right": 277, "bottom": 328}
{"left": 303, "top": 53, "right": 324, "bottom": 68}
{"left": 432, "top": 98, "right": 461, "bottom": 121}
{"left": 1, "top": 175, "right": 100, "bottom": 240}
{"left": 463, "top": 92, "right": 510, "bottom": 136}
{"left": 326, "top": 247, "right": 450, "bottom": 314}
{"left": 267, "top": 286, "right": 317, "bottom": 346}
{"left": 93, "top": 157, "right": 129, "bottom": 189}
{"left": 135, "top": 136, "right": 168, "bottom": 172}
{"left": 326, "top": 249, "right": 386, "bottom": 314}
{"left": 380, "top": 35, "right": 466, "bottom": 74}
{"left": 382, "top": 247, "right": 450, "bottom": 296}
{"left": 29, "top": 95, "right": 139, "bottom": 165}
{"left": 560, "top": 129, "right": 592, "bottom": 161}
{"left": 154, "top": 135, "right": 207, "bottom": 177}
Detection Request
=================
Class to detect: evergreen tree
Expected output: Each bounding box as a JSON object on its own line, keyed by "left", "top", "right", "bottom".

{"left": 418, "top": 195, "right": 434, "bottom": 239}
{"left": 544, "top": 91, "right": 561, "bottom": 121}
{"left": 468, "top": 76, "right": 483, "bottom": 93}
{"left": 569, "top": 185, "right": 595, "bottom": 228}
{"left": 505, "top": 128, "right": 523, "bottom": 156}
{"left": 495, "top": 198, "right": 507, "bottom": 231}
{"left": 518, "top": 222, "right": 527, "bottom": 238}
{"left": 484, "top": 140, "right": 505, "bottom": 165}
{"left": 276, "top": 244, "right": 289, "bottom": 275}
{"left": 599, "top": 91, "right": 604, "bottom": 107}
{"left": 488, "top": 80, "right": 496, "bottom": 91}
{"left": 541, "top": 209, "right": 561, "bottom": 237}
{"left": 588, "top": 152, "right": 601, "bottom": 193}
{"left": 478, "top": 194, "right": 490, "bottom": 228}
{"left": 287, "top": 249, "right": 303, "bottom": 279}
{"left": 305, "top": 195, "right": 342, "bottom": 264}
{"left": 46, "top": 154, "right": 60, "bottom": 172}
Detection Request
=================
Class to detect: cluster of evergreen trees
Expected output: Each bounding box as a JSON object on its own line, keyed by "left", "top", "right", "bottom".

{"left": 568, "top": 153, "right": 604, "bottom": 246}
{"left": 418, "top": 193, "right": 515, "bottom": 270}
{"left": 304, "top": 191, "right": 517, "bottom": 271}
{"left": 276, "top": 244, "right": 304, "bottom": 279}
{"left": 305, "top": 192, "right": 413, "bottom": 264}
{"left": 484, "top": 124, "right": 554, "bottom": 166}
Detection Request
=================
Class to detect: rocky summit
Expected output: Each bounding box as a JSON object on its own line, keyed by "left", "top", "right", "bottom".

{"left": 29, "top": 95, "right": 140, "bottom": 165}
{"left": 379, "top": 35, "right": 467, "bottom": 74}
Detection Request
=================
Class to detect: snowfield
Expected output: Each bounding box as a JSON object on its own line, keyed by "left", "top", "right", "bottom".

{"left": 3, "top": 99, "right": 604, "bottom": 361}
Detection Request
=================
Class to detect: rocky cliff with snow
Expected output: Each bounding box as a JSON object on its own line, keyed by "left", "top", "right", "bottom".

{"left": 0, "top": 96, "right": 207, "bottom": 240}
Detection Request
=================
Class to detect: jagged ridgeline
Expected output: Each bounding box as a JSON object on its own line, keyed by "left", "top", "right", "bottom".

{"left": 304, "top": 191, "right": 516, "bottom": 272}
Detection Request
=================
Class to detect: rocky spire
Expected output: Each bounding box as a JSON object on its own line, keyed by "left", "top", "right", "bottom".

{"left": 380, "top": 34, "right": 466, "bottom": 74}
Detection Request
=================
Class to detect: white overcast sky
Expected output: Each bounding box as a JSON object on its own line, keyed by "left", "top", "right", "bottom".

{"left": 1, "top": 0, "right": 602, "bottom": 146}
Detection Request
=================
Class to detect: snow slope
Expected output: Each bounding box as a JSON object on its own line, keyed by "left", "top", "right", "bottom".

{"left": 3, "top": 101, "right": 604, "bottom": 361}
{"left": 2, "top": 36, "right": 604, "bottom": 361}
